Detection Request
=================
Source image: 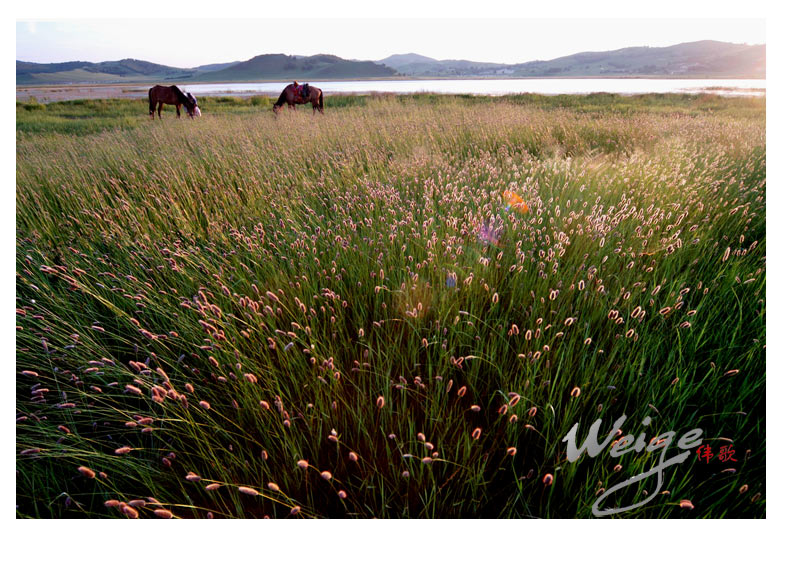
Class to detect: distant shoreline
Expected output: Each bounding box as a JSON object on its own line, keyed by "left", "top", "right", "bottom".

{"left": 18, "top": 73, "right": 766, "bottom": 90}
{"left": 16, "top": 78, "right": 766, "bottom": 104}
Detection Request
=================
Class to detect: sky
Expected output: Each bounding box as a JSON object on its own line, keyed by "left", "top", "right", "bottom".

{"left": 16, "top": 18, "right": 766, "bottom": 68}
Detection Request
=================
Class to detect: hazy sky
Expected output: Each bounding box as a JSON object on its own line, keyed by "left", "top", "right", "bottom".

{"left": 16, "top": 18, "right": 766, "bottom": 68}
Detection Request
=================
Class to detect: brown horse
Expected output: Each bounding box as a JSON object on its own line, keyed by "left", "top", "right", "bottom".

{"left": 272, "top": 82, "right": 324, "bottom": 114}
{"left": 149, "top": 85, "right": 201, "bottom": 119}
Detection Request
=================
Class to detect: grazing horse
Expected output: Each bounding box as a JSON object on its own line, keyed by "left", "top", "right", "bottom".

{"left": 148, "top": 85, "right": 201, "bottom": 119}
{"left": 272, "top": 82, "right": 324, "bottom": 114}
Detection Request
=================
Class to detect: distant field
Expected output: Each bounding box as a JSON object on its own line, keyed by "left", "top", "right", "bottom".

{"left": 16, "top": 92, "right": 765, "bottom": 136}
{"left": 20, "top": 69, "right": 156, "bottom": 85}
{"left": 16, "top": 94, "right": 765, "bottom": 518}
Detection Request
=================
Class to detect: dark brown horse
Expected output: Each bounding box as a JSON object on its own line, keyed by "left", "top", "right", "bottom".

{"left": 272, "top": 82, "right": 324, "bottom": 114}
{"left": 149, "top": 85, "right": 201, "bottom": 119}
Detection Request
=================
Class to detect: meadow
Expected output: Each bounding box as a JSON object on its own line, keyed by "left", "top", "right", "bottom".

{"left": 16, "top": 93, "right": 765, "bottom": 518}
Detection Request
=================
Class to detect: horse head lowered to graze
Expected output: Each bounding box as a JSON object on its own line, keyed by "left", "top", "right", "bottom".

{"left": 272, "top": 82, "right": 324, "bottom": 115}
{"left": 148, "top": 85, "right": 201, "bottom": 119}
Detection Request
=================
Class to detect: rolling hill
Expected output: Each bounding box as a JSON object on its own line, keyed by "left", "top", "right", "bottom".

{"left": 16, "top": 54, "right": 395, "bottom": 85}
{"left": 377, "top": 53, "right": 507, "bottom": 76}
{"left": 197, "top": 54, "right": 396, "bottom": 81}
{"left": 379, "top": 41, "right": 765, "bottom": 78}
{"left": 16, "top": 40, "right": 765, "bottom": 85}
{"left": 509, "top": 40, "right": 765, "bottom": 77}
{"left": 16, "top": 58, "right": 193, "bottom": 85}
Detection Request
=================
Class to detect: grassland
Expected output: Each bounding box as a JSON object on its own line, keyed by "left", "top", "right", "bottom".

{"left": 16, "top": 93, "right": 765, "bottom": 518}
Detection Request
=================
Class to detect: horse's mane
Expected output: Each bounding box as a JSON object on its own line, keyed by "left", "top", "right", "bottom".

{"left": 273, "top": 85, "right": 290, "bottom": 108}
{"left": 170, "top": 85, "right": 190, "bottom": 105}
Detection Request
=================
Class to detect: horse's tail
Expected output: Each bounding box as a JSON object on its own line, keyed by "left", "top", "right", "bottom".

{"left": 148, "top": 87, "right": 155, "bottom": 116}
{"left": 319, "top": 90, "right": 324, "bottom": 112}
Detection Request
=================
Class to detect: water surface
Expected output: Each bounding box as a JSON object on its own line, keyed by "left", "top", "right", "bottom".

{"left": 182, "top": 78, "right": 765, "bottom": 97}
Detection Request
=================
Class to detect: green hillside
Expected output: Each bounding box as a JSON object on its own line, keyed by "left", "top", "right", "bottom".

{"left": 379, "top": 41, "right": 765, "bottom": 78}
{"left": 198, "top": 54, "right": 397, "bottom": 81}
{"left": 17, "top": 58, "right": 192, "bottom": 85}
{"left": 511, "top": 41, "right": 765, "bottom": 77}
{"left": 24, "top": 69, "right": 148, "bottom": 84}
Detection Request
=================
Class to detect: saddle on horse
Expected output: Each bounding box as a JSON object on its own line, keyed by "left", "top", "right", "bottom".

{"left": 294, "top": 82, "right": 311, "bottom": 99}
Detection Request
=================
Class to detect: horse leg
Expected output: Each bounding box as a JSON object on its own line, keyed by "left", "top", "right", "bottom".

{"left": 157, "top": 102, "right": 163, "bottom": 119}
{"left": 176, "top": 104, "right": 181, "bottom": 119}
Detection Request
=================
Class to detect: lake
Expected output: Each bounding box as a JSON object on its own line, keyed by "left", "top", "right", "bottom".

{"left": 183, "top": 78, "right": 765, "bottom": 97}
{"left": 16, "top": 78, "right": 765, "bottom": 104}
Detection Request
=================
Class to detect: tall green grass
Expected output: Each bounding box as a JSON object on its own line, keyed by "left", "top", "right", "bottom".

{"left": 17, "top": 92, "right": 764, "bottom": 136}
{"left": 16, "top": 94, "right": 765, "bottom": 518}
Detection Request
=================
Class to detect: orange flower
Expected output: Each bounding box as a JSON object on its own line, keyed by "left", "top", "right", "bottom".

{"left": 503, "top": 190, "right": 529, "bottom": 214}
{"left": 77, "top": 466, "right": 96, "bottom": 479}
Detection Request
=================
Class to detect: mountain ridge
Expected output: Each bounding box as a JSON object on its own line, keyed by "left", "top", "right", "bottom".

{"left": 379, "top": 41, "right": 765, "bottom": 78}
{"left": 16, "top": 40, "right": 765, "bottom": 85}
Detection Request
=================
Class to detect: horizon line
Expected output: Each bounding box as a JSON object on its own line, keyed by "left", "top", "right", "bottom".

{"left": 16, "top": 38, "right": 766, "bottom": 68}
